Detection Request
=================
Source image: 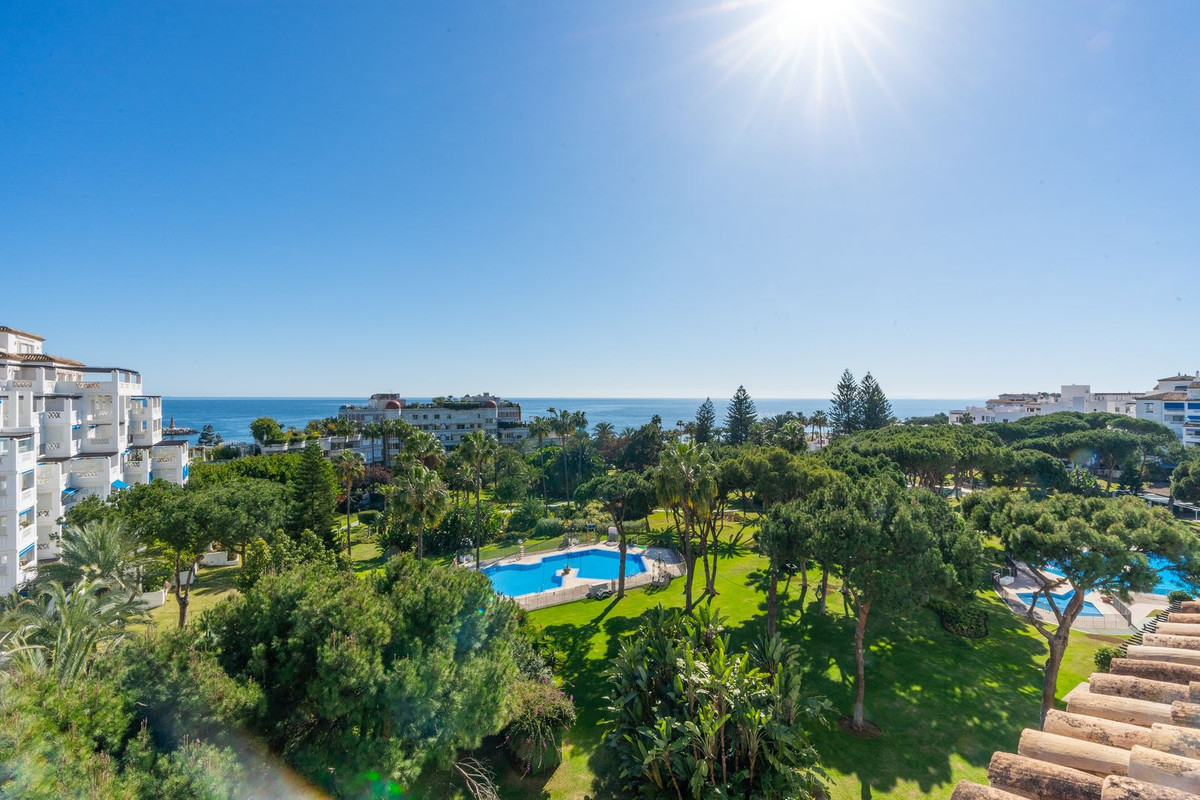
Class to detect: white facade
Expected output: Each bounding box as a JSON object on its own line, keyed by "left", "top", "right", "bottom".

{"left": 338, "top": 393, "right": 529, "bottom": 459}
{"left": 1135, "top": 374, "right": 1200, "bottom": 449}
{"left": 0, "top": 326, "right": 189, "bottom": 593}
{"left": 950, "top": 384, "right": 1140, "bottom": 425}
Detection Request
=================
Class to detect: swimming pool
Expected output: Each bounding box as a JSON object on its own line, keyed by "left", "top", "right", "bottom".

{"left": 1016, "top": 590, "right": 1103, "bottom": 617}
{"left": 483, "top": 548, "right": 647, "bottom": 597}
{"left": 1043, "top": 555, "right": 1197, "bottom": 597}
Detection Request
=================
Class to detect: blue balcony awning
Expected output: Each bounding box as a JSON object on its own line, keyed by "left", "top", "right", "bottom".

{"left": 19, "top": 543, "right": 35, "bottom": 558}
{"left": 61, "top": 487, "right": 78, "bottom": 498}
{"left": 111, "top": 479, "right": 130, "bottom": 490}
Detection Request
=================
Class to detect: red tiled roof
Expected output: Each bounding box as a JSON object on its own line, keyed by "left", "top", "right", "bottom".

{"left": 0, "top": 351, "right": 86, "bottom": 367}
{"left": 0, "top": 326, "right": 46, "bottom": 341}
{"left": 1135, "top": 392, "right": 1188, "bottom": 401}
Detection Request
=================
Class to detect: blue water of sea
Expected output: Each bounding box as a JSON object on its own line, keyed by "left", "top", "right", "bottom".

{"left": 483, "top": 548, "right": 647, "bottom": 597}
{"left": 162, "top": 397, "right": 982, "bottom": 444}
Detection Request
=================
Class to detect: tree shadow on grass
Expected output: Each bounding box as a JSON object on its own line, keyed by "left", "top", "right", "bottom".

{"left": 722, "top": 593, "right": 1048, "bottom": 798}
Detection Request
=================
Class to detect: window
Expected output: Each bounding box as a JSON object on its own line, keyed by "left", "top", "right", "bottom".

{"left": 1144, "top": 403, "right": 1155, "bottom": 413}
{"left": 16, "top": 438, "right": 32, "bottom": 454}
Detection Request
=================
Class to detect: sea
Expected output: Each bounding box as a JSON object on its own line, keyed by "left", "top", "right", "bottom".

{"left": 163, "top": 397, "right": 983, "bottom": 445}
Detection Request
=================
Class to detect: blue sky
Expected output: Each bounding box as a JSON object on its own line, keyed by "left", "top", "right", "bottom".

{"left": 2, "top": 1, "right": 1197, "bottom": 398}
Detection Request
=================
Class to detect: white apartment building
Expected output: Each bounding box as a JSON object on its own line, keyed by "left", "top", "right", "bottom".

{"left": 338, "top": 393, "right": 529, "bottom": 460}
{"left": 0, "top": 326, "right": 189, "bottom": 593}
{"left": 1135, "top": 374, "right": 1200, "bottom": 449}
{"left": 950, "top": 384, "right": 1140, "bottom": 425}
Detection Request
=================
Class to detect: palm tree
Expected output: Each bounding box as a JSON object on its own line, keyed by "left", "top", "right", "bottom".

{"left": 390, "top": 464, "right": 450, "bottom": 560}
{"left": 336, "top": 449, "right": 365, "bottom": 554}
{"left": 547, "top": 408, "right": 575, "bottom": 502}
{"left": 1, "top": 579, "right": 146, "bottom": 682}
{"left": 457, "top": 431, "right": 499, "bottom": 569}
{"left": 404, "top": 430, "right": 445, "bottom": 471}
{"left": 571, "top": 410, "right": 589, "bottom": 506}
{"left": 528, "top": 416, "right": 553, "bottom": 504}
{"left": 778, "top": 420, "right": 807, "bottom": 454}
{"left": 653, "top": 442, "right": 718, "bottom": 611}
{"left": 380, "top": 418, "right": 413, "bottom": 469}
{"left": 35, "top": 518, "right": 154, "bottom": 599}
{"left": 810, "top": 410, "right": 828, "bottom": 441}
{"left": 362, "top": 421, "right": 382, "bottom": 465}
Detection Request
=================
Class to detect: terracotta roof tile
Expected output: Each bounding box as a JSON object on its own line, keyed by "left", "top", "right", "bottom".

{"left": 0, "top": 351, "right": 86, "bottom": 367}
{"left": 0, "top": 326, "right": 46, "bottom": 341}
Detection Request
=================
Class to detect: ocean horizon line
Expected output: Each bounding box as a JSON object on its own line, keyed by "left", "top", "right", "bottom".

{"left": 164, "top": 395, "right": 985, "bottom": 401}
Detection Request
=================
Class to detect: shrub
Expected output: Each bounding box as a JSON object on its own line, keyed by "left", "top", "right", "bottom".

{"left": 356, "top": 509, "right": 380, "bottom": 526}
{"left": 140, "top": 562, "right": 173, "bottom": 593}
{"left": 1094, "top": 646, "right": 1121, "bottom": 672}
{"left": 505, "top": 680, "right": 576, "bottom": 774}
{"left": 1168, "top": 590, "right": 1194, "bottom": 605}
{"left": 532, "top": 517, "right": 563, "bottom": 539}
{"left": 606, "top": 606, "right": 828, "bottom": 797}
{"left": 507, "top": 497, "right": 545, "bottom": 533}
{"left": 927, "top": 598, "right": 988, "bottom": 638}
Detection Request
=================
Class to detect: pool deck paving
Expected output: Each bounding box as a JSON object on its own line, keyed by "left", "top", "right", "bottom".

{"left": 995, "top": 563, "right": 1138, "bottom": 633}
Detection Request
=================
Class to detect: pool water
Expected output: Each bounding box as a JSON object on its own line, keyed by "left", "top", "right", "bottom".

{"left": 483, "top": 548, "right": 647, "bottom": 597}
{"left": 1016, "top": 591, "right": 1103, "bottom": 617}
{"left": 1146, "top": 554, "right": 1194, "bottom": 595}
{"left": 1044, "top": 555, "right": 1196, "bottom": 597}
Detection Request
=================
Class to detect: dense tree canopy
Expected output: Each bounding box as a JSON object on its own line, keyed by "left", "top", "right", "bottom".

{"left": 966, "top": 490, "right": 1200, "bottom": 724}
{"left": 200, "top": 556, "right": 531, "bottom": 795}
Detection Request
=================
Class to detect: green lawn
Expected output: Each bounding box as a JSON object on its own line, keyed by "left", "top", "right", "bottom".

{"left": 144, "top": 520, "right": 1117, "bottom": 799}
{"left": 145, "top": 562, "right": 240, "bottom": 629}
{"left": 446, "top": 549, "right": 1116, "bottom": 800}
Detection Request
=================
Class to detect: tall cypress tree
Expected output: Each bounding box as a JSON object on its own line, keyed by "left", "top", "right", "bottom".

{"left": 725, "top": 386, "right": 757, "bottom": 445}
{"left": 857, "top": 372, "right": 893, "bottom": 430}
{"left": 289, "top": 441, "right": 338, "bottom": 547}
{"left": 694, "top": 398, "right": 716, "bottom": 444}
{"left": 829, "top": 369, "right": 860, "bottom": 437}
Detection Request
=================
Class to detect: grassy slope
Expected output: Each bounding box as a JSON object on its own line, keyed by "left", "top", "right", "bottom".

{"left": 144, "top": 518, "right": 1116, "bottom": 799}
{"left": 504, "top": 550, "right": 1115, "bottom": 800}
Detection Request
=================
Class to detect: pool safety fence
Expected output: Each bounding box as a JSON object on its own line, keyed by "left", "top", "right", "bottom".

{"left": 993, "top": 582, "right": 1134, "bottom": 633}
{"left": 513, "top": 557, "right": 687, "bottom": 611}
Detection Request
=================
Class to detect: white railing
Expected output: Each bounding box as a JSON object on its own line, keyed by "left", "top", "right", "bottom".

{"left": 10, "top": 380, "right": 32, "bottom": 389}
{"left": 89, "top": 438, "right": 112, "bottom": 447}
{"left": 76, "top": 382, "right": 102, "bottom": 390}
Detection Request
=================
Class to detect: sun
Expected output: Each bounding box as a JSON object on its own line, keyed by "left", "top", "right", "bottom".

{"left": 701, "top": 0, "right": 908, "bottom": 129}
{"left": 768, "top": 0, "right": 865, "bottom": 44}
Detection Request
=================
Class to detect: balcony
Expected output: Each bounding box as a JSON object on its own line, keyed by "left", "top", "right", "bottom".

{"left": 41, "top": 409, "right": 82, "bottom": 426}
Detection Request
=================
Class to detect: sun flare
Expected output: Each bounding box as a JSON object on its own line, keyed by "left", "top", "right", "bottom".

{"left": 768, "top": 0, "right": 865, "bottom": 44}
{"left": 703, "top": 0, "right": 908, "bottom": 131}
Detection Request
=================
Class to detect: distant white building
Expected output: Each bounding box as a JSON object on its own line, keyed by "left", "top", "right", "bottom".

{"left": 0, "top": 325, "right": 189, "bottom": 593}
{"left": 338, "top": 393, "right": 529, "bottom": 459}
{"left": 950, "top": 384, "right": 1139, "bottom": 425}
{"left": 1135, "top": 374, "right": 1200, "bottom": 449}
